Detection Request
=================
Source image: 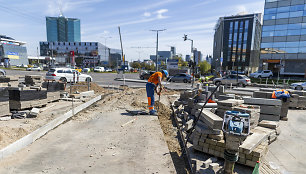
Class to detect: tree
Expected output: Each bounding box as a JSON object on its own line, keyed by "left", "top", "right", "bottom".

{"left": 199, "top": 61, "right": 211, "bottom": 75}
{"left": 130, "top": 62, "right": 141, "bottom": 69}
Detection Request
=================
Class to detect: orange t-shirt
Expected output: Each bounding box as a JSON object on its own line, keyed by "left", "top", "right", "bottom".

{"left": 148, "top": 72, "right": 162, "bottom": 85}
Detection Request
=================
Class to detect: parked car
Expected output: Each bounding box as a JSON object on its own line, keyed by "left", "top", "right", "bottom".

{"left": 0, "top": 69, "right": 6, "bottom": 76}
{"left": 290, "top": 82, "right": 306, "bottom": 90}
{"left": 139, "top": 71, "right": 156, "bottom": 80}
{"left": 249, "top": 70, "right": 273, "bottom": 78}
{"left": 82, "top": 68, "right": 91, "bottom": 73}
{"left": 94, "top": 67, "right": 105, "bottom": 72}
{"left": 45, "top": 68, "right": 93, "bottom": 82}
{"left": 26, "top": 66, "right": 41, "bottom": 71}
{"left": 16, "top": 64, "right": 27, "bottom": 68}
{"left": 167, "top": 73, "right": 192, "bottom": 83}
{"left": 231, "top": 71, "right": 245, "bottom": 75}
{"left": 213, "top": 75, "right": 251, "bottom": 87}
{"left": 105, "top": 68, "right": 112, "bottom": 72}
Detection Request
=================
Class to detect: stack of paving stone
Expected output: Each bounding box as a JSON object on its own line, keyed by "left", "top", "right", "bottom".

{"left": 244, "top": 98, "right": 282, "bottom": 121}
{"left": 192, "top": 109, "right": 225, "bottom": 158}
{"left": 25, "top": 75, "right": 43, "bottom": 87}
{"left": 8, "top": 87, "right": 48, "bottom": 111}
{"left": 42, "top": 81, "right": 65, "bottom": 92}
{"left": 0, "top": 87, "right": 10, "bottom": 116}
{"left": 215, "top": 99, "right": 244, "bottom": 118}
{"left": 232, "top": 104, "right": 260, "bottom": 129}
{"left": 191, "top": 108, "right": 273, "bottom": 167}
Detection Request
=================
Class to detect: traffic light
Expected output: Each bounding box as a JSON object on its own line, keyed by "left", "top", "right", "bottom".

{"left": 183, "top": 34, "right": 187, "bottom": 41}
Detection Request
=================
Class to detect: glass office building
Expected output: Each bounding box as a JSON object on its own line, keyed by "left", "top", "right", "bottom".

{"left": 0, "top": 35, "right": 28, "bottom": 66}
{"left": 261, "top": 0, "right": 306, "bottom": 76}
{"left": 213, "top": 13, "right": 262, "bottom": 74}
{"left": 46, "top": 16, "right": 81, "bottom": 42}
{"left": 40, "top": 41, "right": 121, "bottom": 67}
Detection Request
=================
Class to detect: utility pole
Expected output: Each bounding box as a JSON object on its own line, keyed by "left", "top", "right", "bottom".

{"left": 101, "top": 36, "right": 112, "bottom": 68}
{"left": 118, "top": 26, "right": 126, "bottom": 86}
{"left": 183, "top": 34, "right": 195, "bottom": 88}
{"left": 150, "top": 29, "right": 166, "bottom": 71}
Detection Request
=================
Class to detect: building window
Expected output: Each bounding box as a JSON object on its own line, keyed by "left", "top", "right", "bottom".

{"left": 276, "top": 12, "right": 289, "bottom": 19}
{"left": 85, "top": 47, "right": 88, "bottom": 50}
{"left": 265, "top": 8, "right": 277, "bottom": 14}
{"left": 85, "top": 43, "right": 87, "bottom": 46}
{"left": 290, "top": 11, "right": 303, "bottom": 18}
{"left": 95, "top": 43, "right": 98, "bottom": 46}
{"left": 58, "top": 43, "right": 60, "bottom": 45}
{"left": 69, "top": 43, "right": 70, "bottom": 45}
{"left": 290, "top": 4, "right": 304, "bottom": 12}
{"left": 66, "top": 47, "right": 68, "bottom": 50}
{"left": 74, "top": 43, "right": 76, "bottom": 46}
{"left": 79, "top": 43, "right": 81, "bottom": 46}
{"left": 90, "top": 43, "right": 92, "bottom": 46}
{"left": 277, "top": 6, "right": 290, "bottom": 13}
{"left": 264, "top": 14, "right": 276, "bottom": 20}
{"left": 63, "top": 43, "right": 65, "bottom": 45}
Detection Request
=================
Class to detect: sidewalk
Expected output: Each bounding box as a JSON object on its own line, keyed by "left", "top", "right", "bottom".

{"left": 0, "top": 110, "right": 176, "bottom": 174}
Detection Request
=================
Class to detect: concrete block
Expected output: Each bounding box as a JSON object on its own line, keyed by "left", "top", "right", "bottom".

{"left": 29, "top": 108, "right": 40, "bottom": 117}
{"left": 208, "top": 132, "right": 223, "bottom": 141}
{"left": 199, "top": 109, "right": 223, "bottom": 130}
{"left": 206, "top": 139, "right": 217, "bottom": 146}
{"left": 244, "top": 98, "right": 282, "bottom": 106}
{"left": 217, "top": 99, "right": 243, "bottom": 107}
{"left": 253, "top": 91, "right": 272, "bottom": 99}
{"left": 260, "top": 113, "right": 280, "bottom": 121}
{"left": 260, "top": 105, "right": 281, "bottom": 115}
{"left": 298, "top": 96, "right": 306, "bottom": 108}
{"left": 195, "top": 120, "right": 222, "bottom": 135}
{"left": 240, "top": 132, "right": 269, "bottom": 154}
{"left": 258, "top": 120, "right": 279, "bottom": 129}
{"left": 246, "top": 160, "right": 257, "bottom": 167}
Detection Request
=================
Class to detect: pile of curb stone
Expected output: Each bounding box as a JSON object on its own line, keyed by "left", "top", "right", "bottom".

{"left": 172, "top": 88, "right": 284, "bottom": 169}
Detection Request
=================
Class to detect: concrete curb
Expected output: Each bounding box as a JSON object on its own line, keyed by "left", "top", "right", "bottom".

{"left": 0, "top": 95, "right": 102, "bottom": 161}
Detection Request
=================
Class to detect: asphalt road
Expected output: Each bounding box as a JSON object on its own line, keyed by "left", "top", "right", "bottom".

{"left": 4, "top": 69, "right": 193, "bottom": 89}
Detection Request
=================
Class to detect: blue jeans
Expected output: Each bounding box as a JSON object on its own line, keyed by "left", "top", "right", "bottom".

{"left": 146, "top": 83, "right": 155, "bottom": 111}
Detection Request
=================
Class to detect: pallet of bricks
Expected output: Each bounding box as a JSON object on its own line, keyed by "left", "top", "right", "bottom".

{"left": 25, "top": 75, "right": 43, "bottom": 87}
{"left": 0, "top": 87, "right": 9, "bottom": 116}
{"left": 258, "top": 88, "right": 306, "bottom": 110}
{"left": 252, "top": 90, "right": 289, "bottom": 120}
{"left": 191, "top": 105, "right": 281, "bottom": 168}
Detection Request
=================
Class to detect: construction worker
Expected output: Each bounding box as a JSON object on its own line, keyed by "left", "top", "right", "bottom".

{"left": 272, "top": 89, "right": 291, "bottom": 102}
{"left": 146, "top": 70, "right": 169, "bottom": 115}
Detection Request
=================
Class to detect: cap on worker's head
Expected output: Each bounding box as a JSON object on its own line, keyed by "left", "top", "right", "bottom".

{"left": 162, "top": 70, "right": 168, "bottom": 77}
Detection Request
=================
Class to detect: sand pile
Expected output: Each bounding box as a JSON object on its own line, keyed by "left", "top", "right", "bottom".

{"left": 68, "top": 82, "right": 106, "bottom": 94}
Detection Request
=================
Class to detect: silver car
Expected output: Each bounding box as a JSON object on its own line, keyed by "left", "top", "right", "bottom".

{"left": 290, "top": 82, "right": 306, "bottom": 90}
{"left": 213, "top": 75, "right": 251, "bottom": 87}
{"left": 167, "top": 73, "right": 192, "bottom": 83}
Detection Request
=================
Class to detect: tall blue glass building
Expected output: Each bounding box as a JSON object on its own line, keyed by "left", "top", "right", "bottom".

{"left": 46, "top": 16, "right": 81, "bottom": 42}
{"left": 261, "top": 0, "right": 306, "bottom": 76}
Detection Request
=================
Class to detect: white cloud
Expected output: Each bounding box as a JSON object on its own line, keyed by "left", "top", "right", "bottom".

{"left": 155, "top": 9, "right": 169, "bottom": 19}
{"left": 143, "top": 12, "right": 151, "bottom": 17}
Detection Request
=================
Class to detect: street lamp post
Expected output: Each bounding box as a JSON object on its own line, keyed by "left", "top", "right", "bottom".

{"left": 101, "top": 36, "right": 112, "bottom": 68}
{"left": 150, "top": 29, "right": 166, "bottom": 71}
{"left": 183, "top": 34, "right": 195, "bottom": 88}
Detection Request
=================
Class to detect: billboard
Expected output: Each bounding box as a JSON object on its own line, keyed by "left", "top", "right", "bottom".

{"left": 7, "top": 52, "right": 19, "bottom": 59}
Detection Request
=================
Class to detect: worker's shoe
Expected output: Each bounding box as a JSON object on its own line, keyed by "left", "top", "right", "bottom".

{"left": 149, "top": 110, "right": 158, "bottom": 116}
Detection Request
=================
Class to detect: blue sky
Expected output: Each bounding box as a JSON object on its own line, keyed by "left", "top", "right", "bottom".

{"left": 0, "top": 0, "right": 264, "bottom": 61}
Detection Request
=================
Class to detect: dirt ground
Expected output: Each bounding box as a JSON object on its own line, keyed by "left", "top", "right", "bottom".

{"left": 0, "top": 100, "right": 86, "bottom": 149}
{"left": 72, "top": 87, "right": 189, "bottom": 173}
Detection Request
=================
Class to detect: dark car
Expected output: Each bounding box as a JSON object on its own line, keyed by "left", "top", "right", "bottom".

{"left": 0, "top": 69, "right": 6, "bottom": 76}
{"left": 167, "top": 73, "right": 192, "bottom": 83}
{"left": 140, "top": 71, "right": 156, "bottom": 80}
